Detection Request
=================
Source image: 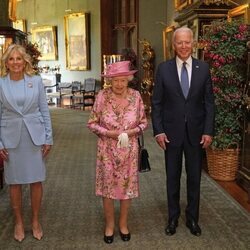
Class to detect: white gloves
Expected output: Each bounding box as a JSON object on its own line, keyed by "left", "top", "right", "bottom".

{"left": 117, "top": 133, "right": 129, "bottom": 148}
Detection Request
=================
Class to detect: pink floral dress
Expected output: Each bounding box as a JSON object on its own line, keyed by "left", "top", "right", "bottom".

{"left": 87, "top": 87, "right": 147, "bottom": 200}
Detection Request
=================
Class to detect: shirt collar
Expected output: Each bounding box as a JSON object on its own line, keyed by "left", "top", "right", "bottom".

{"left": 176, "top": 56, "right": 192, "bottom": 68}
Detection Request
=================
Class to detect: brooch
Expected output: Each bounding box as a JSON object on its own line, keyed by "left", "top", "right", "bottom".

{"left": 28, "top": 83, "right": 33, "bottom": 88}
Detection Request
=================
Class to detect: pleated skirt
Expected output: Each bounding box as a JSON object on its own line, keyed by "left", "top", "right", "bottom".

{"left": 4, "top": 123, "right": 46, "bottom": 184}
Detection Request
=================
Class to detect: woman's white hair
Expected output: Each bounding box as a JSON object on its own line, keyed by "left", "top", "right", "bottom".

{"left": 127, "top": 75, "right": 134, "bottom": 81}
{"left": 108, "top": 74, "right": 134, "bottom": 82}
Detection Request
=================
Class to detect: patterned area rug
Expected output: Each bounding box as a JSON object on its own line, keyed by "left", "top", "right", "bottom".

{"left": 0, "top": 108, "right": 249, "bottom": 249}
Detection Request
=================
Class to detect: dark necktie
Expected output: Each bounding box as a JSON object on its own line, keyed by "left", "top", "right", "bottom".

{"left": 181, "top": 62, "right": 189, "bottom": 98}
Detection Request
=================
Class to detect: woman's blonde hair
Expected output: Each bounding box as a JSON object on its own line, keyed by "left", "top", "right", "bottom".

{"left": 1, "top": 44, "right": 35, "bottom": 77}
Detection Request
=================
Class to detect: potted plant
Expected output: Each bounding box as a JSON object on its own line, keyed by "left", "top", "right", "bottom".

{"left": 199, "top": 19, "right": 248, "bottom": 181}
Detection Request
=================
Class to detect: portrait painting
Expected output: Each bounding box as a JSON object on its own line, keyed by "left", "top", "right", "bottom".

{"left": 69, "top": 35, "right": 86, "bottom": 68}
{"left": 13, "top": 19, "right": 26, "bottom": 32}
{"left": 64, "top": 12, "right": 90, "bottom": 71}
{"left": 163, "top": 25, "right": 175, "bottom": 60}
{"left": 31, "top": 26, "right": 58, "bottom": 61}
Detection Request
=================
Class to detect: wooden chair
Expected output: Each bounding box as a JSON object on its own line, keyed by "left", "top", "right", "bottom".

{"left": 47, "top": 82, "right": 72, "bottom": 107}
{"left": 44, "top": 82, "right": 58, "bottom": 105}
{"left": 82, "top": 78, "right": 96, "bottom": 110}
{"left": 42, "top": 73, "right": 61, "bottom": 106}
{"left": 71, "top": 79, "right": 96, "bottom": 110}
{"left": 71, "top": 81, "right": 84, "bottom": 109}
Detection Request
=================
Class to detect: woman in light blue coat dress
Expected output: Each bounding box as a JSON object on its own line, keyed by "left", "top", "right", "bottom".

{"left": 0, "top": 44, "right": 53, "bottom": 242}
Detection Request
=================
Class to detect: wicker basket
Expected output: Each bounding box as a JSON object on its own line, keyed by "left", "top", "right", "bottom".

{"left": 206, "top": 148, "right": 239, "bottom": 181}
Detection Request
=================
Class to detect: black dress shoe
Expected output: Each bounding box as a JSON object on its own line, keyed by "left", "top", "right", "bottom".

{"left": 186, "top": 220, "right": 201, "bottom": 236}
{"left": 103, "top": 234, "right": 114, "bottom": 244}
{"left": 165, "top": 220, "right": 178, "bottom": 236}
{"left": 119, "top": 231, "right": 131, "bottom": 241}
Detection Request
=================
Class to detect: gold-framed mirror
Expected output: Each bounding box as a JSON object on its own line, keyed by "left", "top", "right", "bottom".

{"left": 64, "top": 12, "right": 91, "bottom": 71}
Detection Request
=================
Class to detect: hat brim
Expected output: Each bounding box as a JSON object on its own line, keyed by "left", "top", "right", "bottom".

{"left": 101, "top": 70, "right": 137, "bottom": 78}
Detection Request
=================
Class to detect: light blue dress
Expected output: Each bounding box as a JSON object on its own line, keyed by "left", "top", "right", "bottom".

{"left": 4, "top": 79, "right": 46, "bottom": 184}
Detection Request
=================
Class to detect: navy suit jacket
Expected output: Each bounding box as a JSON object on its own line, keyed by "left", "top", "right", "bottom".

{"left": 0, "top": 74, "right": 53, "bottom": 149}
{"left": 151, "top": 57, "right": 215, "bottom": 146}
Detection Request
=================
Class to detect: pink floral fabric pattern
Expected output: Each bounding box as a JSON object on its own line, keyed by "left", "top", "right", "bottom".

{"left": 88, "top": 88, "right": 147, "bottom": 200}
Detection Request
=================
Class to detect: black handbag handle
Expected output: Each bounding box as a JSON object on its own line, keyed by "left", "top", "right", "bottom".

{"left": 138, "top": 126, "right": 144, "bottom": 148}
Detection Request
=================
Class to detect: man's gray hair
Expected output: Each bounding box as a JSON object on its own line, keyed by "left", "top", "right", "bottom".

{"left": 172, "top": 27, "right": 194, "bottom": 43}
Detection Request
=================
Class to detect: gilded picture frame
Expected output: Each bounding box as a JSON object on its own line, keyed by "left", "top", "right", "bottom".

{"left": 64, "top": 12, "right": 91, "bottom": 71}
{"left": 13, "top": 19, "right": 26, "bottom": 32}
{"left": 8, "top": 0, "right": 17, "bottom": 21}
{"left": 163, "top": 25, "right": 175, "bottom": 60}
{"left": 228, "top": 4, "right": 249, "bottom": 23}
{"left": 31, "top": 26, "right": 58, "bottom": 61}
{"left": 175, "top": 0, "right": 192, "bottom": 11}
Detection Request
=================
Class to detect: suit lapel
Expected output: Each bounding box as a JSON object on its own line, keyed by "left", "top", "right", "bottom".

{"left": 22, "top": 74, "right": 35, "bottom": 113}
{"left": 188, "top": 58, "right": 200, "bottom": 99}
{"left": 170, "top": 59, "right": 184, "bottom": 97}
{"left": 3, "top": 75, "right": 22, "bottom": 114}
{"left": 169, "top": 57, "right": 202, "bottom": 100}
{"left": 4, "top": 74, "right": 36, "bottom": 114}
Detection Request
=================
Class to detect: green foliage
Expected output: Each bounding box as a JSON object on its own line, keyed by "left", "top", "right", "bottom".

{"left": 200, "top": 19, "right": 248, "bottom": 149}
{"left": 24, "top": 41, "right": 41, "bottom": 73}
{"left": 121, "top": 48, "right": 139, "bottom": 90}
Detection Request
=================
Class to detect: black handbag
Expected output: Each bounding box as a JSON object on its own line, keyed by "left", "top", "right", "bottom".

{"left": 138, "top": 129, "right": 151, "bottom": 173}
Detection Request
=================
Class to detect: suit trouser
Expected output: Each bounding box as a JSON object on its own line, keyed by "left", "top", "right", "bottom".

{"left": 164, "top": 126, "right": 203, "bottom": 223}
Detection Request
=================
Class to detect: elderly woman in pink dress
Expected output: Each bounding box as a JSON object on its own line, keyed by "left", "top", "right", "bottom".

{"left": 88, "top": 61, "right": 147, "bottom": 244}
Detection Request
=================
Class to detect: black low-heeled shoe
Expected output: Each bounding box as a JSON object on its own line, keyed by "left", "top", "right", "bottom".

{"left": 165, "top": 220, "right": 178, "bottom": 236}
{"left": 103, "top": 234, "right": 114, "bottom": 244}
{"left": 186, "top": 220, "right": 201, "bottom": 237}
{"left": 119, "top": 231, "right": 131, "bottom": 241}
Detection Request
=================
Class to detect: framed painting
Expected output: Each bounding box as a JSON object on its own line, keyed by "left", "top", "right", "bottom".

{"left": 8, "top": 0, "right": 17, "bottom": 21}
{"left": 228, "top": 4, "right": 249, "bottom": 23}
{"left": 163, "top": 25, "right": 175, "bottom": 60}
{"left": 31, "top": 26, "right": 58, "bottom": 61}
{"left": 64, "top": 12, "right": 91, "bottom": 71}
{"left": 13, "top": 19, "right": 26, "bottom": 32}
{"left": 175, "top": 0, "right": 192, "bottom": 11}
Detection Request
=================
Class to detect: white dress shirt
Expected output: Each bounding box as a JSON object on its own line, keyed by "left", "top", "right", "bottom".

{"left": 176, "top": 56, "right": 192, "bottom": 87}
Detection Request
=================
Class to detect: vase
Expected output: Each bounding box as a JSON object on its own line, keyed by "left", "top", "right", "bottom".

{"left": 206, "top": 148, "right": 240, "bottom": 181}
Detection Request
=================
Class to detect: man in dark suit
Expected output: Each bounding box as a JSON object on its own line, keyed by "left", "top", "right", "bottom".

{"left": 151, "top": 27, "right": 215, "bottom": 237}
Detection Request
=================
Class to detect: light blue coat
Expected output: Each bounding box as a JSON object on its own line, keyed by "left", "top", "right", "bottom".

{"left": 0, "top": 74, "right": 53, "bottom": 149}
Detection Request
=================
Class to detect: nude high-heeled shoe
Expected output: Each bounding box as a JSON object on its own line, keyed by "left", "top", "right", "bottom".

{"left": 14, "top": 224, "right": 25, "bottom": 242}
{"left": 32, "top": 224, "right": 43, "bottom": 240}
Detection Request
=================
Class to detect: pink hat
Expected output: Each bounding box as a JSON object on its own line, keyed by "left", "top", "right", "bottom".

{"left": 101, "top": 61, "right": 137, "bottom": 78}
